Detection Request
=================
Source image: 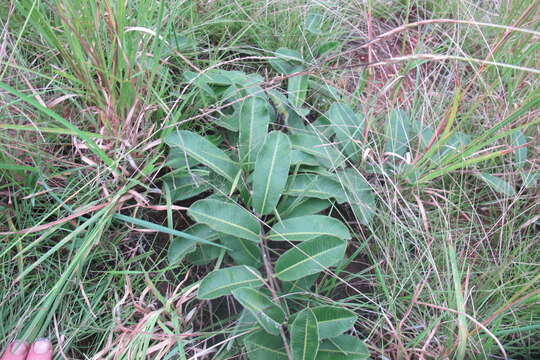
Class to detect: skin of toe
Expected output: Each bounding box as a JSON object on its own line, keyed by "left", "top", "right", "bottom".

{"left": 0, "top": 341, "right": 53, "bottom": 360}
{"left": 26, "top": 340, "right": 53, "bottom": 360}
{"left": 0, "top": 341, "right": 29, "bottom": 360}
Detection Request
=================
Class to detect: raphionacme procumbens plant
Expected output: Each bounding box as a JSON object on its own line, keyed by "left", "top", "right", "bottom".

{"left": 162, "top": 65, "right": 373, "bottom": 359}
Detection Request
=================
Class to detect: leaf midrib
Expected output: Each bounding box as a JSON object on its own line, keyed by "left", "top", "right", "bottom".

{"left": 276, "top": 242, "right": 345, "bottom": 277}
{"left": 201, "top": 278, "right": 261, "bottom": 298}
{"left": 190, "top": 209, "right": 258, "bottom": 241}
{"left": 260, "top": 134, "right": 281, "bottom": 213}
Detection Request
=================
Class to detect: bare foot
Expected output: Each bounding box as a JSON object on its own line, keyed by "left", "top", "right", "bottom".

{"left": 1, "top": 339, "right": 52, "bottom": 360}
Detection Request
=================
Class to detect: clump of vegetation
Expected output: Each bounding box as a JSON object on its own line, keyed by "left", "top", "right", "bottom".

{"left": 1, "top": 0, "right": 538, "bottom": 359}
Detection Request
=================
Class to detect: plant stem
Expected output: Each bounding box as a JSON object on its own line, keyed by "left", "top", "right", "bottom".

{"left": 260, "top": 229, "right": 293, "bottom": 360}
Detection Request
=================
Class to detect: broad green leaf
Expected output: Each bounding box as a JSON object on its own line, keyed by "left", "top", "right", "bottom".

{"left": 290, "top": 133, "right": 344, "bottom": 168}
{"left": 411, "top": 119, "right": 434, "bottom": 148}
{"left": 521, "top": 170, "right": 538, "bottom": 189}
{"left": 349, "top": 191, "right": 375, "bottom": 226}
{"left": 287, "top": 110, "right": 307, "bottom": 132}
{"left": 316, "top": 335, "right": 370, "bottom": 360}
{"left": 223, "top": 83, "right": 245, "bottom": 103}
{"left": 511, "top": 130, "right": 527, "bottom": 168}
{"left": 170, "top": 35, "right": 197, "bottom": 52}
{"left": 164, "top": 130, "right": 239, "bottom": 182}
{"left": 286, "top": 174, "right": 347, "bottom": 203}
{"left": 317, "top": 41, "right": 340, "bottom": 56}
{"left": 305, "top": 12, "right": 324, "bottom": 34}
{"left": 225, "top": 71, "right": 264, "bottom": 86}
{"left": 244, "top": 330, "right": 288, "bottom": 360}
{"left": 311, "top": 116, "right": 335, "bottom": 138}
{"left": 310, "top": 79, "right": 343, "bottom": 101}
{"left": 227, "top": 310, "right": 257, "bottom": 351}
{"left": 288, "top": 65, "right": 309, "bottom": 108}
{"left": 220, "top": 234, "right": 262, "bottom": 268}
{"left": 198, "top": 265, "right": 263, "bottom": 299}
{"left": 281, "top": 273, "right": 318, "bottom": 293}
{"left": 326, "top": 103, "right": 364, "bottom": 157}
{"left": 278, "top": 197, "right": 332, "bottom": 219}
{"left": 267, "top": 94, "right": 279, "bottom": 122}
{"left": 224, "top": 82, "right": 267, "bottom": 103}
{"left": 185, "top": 243, "right": 222, "bottom": 265}
{"left": 163, "top": 170, "right": 211, "bottom": 201}
{"left": 475, "top": 173, "right": 516, "bottom": 196}
{"left": 290, "top": 309, "right": 319, "bottom": 360}
{"left": 431, "top": 132, "right": 472, "bottom": 164}
{"left": 184, "top": 69, "right": 263, "bottom": 87}
{"left": 182, "top": 71, "right": 217, "bottom": 100}
{"left": 336, "top": 168, "right": 371, "bottom": 192}
{"left": 183, "top": 69, "right": 231, "bottom": 86}
{"left": 168, "top": 224, "right": 216, "bottom": 264}
{"left": 336, "top": 169, "right": 375, "bottom": 225}
{"left": 168, "top": 241, "right": 196, "bottom": 265}
{"left": 384, "top": 109, "right": 411, "bottom": 156}
{"left": 165, "top": 147, "right": 199, "bottom": 169}
{"left": 252, "top": 131, "right": 292, "bottom": 215}
{"left": 275, "top": 236, "right": 347, "bottom": 281}
{"left": 239, "top": 96, "right": 271, "bottom": 165}
{"left": 295, "top": 108, "right": 311, "bottom": 119}
{"left": 269, "top": 215, "right": 351, "bottom": 242}
{"left": 236, "top": 309, "right": 258, "bottom": 331}
{"left": 268, "top": 88, "right": 289, "bottom": 115}
{"left": 184, "top": 69, "right": 231, "bottom": 86}
{"left": 444, "top": 132, "right": 472, "bottom": 153}
{"left": 291, "top": 150, "right": 320, "bottom": 166}
{"left": 214, "top": 111, "right": 239, "bottom": 132}
{"left": 188, "top": 199, "right": 261, "bottom": 242}
{"left": 183, "top": 70, "right": 223, "bottom": 98}
{"left": 312, "top": 306, "right": 357, "bottom": 339}
{"left": 275, "top": 48, "right": 303, "bottom": 63}
{"left": 269, "top": 57, "right": 295, "bottom": 74}
{"left": 232, "top": 288, "right": 285, "bottom": 335}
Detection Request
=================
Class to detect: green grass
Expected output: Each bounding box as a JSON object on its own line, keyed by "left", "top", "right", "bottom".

{"left": 1, "top": 0, "right": 539, "bottom": 358}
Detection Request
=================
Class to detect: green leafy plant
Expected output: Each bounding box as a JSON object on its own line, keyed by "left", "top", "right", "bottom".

{"left": 162, "top": 65, "right": 372, "bottom": 359}
{"left": 160, "top": 38, "right": 538, "bottom": 358}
